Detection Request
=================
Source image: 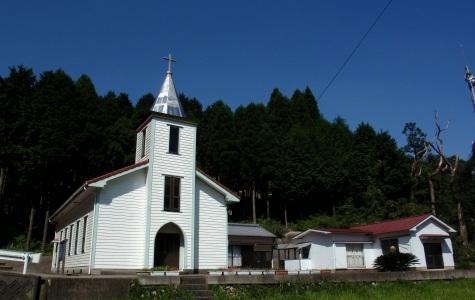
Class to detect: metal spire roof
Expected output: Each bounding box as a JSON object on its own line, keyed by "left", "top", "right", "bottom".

{"left": 150, "top": 54, "right": 186, "bottom": 117}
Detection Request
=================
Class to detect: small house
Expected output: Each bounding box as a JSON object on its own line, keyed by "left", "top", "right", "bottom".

{"left": 284, "top": 214, "right": 456, "bottom": 271}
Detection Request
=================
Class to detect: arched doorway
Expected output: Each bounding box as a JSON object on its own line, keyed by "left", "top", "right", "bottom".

{"left": 154, "top": 223, "right": 184, "bottom": 270}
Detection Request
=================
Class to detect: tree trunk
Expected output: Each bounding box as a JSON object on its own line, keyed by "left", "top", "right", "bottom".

{"left": 41, "top": 209, "right": 49, "bottom": 253}
{"left": 26, "top": 206, "right": 35, "bottom": 251}
{"left": 284, "top": 206, "right": 288, "bottom": 229}
{"left": 266, "top": 199, "right": 270, "bottom": 219}
{"left": 251, "top": 186, "right": 256, "bottom": 224}
{"left": 428, "top": 177, "right": 436, "bottom": 215}
{"left": 457, "top": 200, "right": 469, "bottom": 248}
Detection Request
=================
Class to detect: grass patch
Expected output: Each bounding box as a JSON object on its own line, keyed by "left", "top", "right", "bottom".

{"left": 211, "top": 279, "right": 475, "bottom": 300}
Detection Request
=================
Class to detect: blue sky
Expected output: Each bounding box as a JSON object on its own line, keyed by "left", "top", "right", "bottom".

{"left": 1, "top": 0, "right": 475, "bottom": 157}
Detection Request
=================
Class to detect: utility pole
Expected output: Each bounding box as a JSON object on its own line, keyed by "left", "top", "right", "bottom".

{"left": 464, "top": 66, "right": 475, "bottom": 111}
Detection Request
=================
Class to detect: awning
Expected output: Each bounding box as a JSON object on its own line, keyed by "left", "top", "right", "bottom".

{"left": 419, "top": 234, "right": 449, "bottom": 240}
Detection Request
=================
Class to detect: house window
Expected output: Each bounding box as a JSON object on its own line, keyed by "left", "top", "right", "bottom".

{"left": 381, "top": 238, "right": 399, "bottom": 255}
{"left": 141, "top": 128, "right": 146, "bottom": 158}
{"left": 68, "top": 224, "right": 73, "bottom": 256}
{"left": 164, "top": 176, "right": 180, "bottom": 211}
{"left": 168, "top": 126, "right": 179, "bottom": 154}
{"left": 228, "top": 245, "right": 242, "bottom": 267}
{"left": 346, "top": 244, "right": 365, "bottom": 268}
{"left": 74, "top": 220, "right": 80, "bottom": 254}
{"left": 82, "top": 215, "right": 88, "bottom": 253}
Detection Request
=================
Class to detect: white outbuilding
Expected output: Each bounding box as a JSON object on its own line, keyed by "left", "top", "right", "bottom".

{"left": 284, "top": 214, "right": 456, "bottom": 272}
{"left": 49, "top": 58, "right": 240, "bottom": 274}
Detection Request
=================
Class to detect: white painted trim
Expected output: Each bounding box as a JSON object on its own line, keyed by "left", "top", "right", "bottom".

{"left": 195, "top": 171, "right": 239, "bottom": 203}
{"left": 410, "top": 215, "right": 457, "bottom": 233}
{"left": 144, "top": 120, "right": 156, "bottom": 268}
{"left": 293, "top": 229, "right": 332, "bottom": 239}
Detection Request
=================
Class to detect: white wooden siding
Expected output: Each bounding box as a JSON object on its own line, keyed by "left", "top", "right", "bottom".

{"left": 135, "top": 123, "right": 151, "bottom": 162}
{"left": 148, "top": 117, "right": 196, "bottom": 269}
{"left": 52, "top": 194, "right": 94, "bottom": 270}
{"left": 94, "top": 168, "right": 147, "bottom": 269}
{"left": 196, "top": 178, "right": 228, "bottom": 269}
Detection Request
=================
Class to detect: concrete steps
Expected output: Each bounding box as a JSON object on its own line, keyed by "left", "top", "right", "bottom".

{"left": 180, "top": 275, "right": 213, "bottom": 300}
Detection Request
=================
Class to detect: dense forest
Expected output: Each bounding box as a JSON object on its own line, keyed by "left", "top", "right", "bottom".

{"left": 1, "top": 66, "right": 474, "bottom": 264}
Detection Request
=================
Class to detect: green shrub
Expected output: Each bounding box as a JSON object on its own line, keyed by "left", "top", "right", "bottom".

{"left": 373, "top": 252, "right": 419, "bottom": 271}
{"left": 129, "top": 280, "right": 192, "bottom": 300}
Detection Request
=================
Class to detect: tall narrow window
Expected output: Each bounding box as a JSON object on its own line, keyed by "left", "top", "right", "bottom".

{"left": 168, "top": 126, "right": 179, "bottom": 154}
{"left": 74, "top": 220, "right": 80, "bottom": 255}
{"left": 141, "top": 128, "right": 146, "bottom": 158}
{"left": 68, "top": 224, "right": 73, "bottom": 256}
{"left": 164, "top": 176, "right": 180, "bottom": 211}
{"left": 82, "top": 215, "right": 88, "bottom": 253}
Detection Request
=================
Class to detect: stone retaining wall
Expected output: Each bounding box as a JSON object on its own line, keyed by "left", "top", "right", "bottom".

{"left": 2, "top": 269, "right": 475, "bottom": 300}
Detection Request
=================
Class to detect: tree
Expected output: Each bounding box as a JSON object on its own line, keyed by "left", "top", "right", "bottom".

{"left": 403, "top": 122, "right": 429, "bottom": 201}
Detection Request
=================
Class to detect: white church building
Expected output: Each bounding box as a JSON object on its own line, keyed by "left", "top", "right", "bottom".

{"left": 49, "top": 56, "right": 242, "bottom": 274}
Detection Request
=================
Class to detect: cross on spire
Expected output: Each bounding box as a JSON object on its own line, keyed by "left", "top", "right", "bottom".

{"left": 162, "top": 53, "right": 176, "bottom": 74}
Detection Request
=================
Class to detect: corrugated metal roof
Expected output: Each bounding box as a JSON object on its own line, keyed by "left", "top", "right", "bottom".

{"left": 351, "top": 214, "right": 431, "bottom": 235}
{"left": 228, "top": 223, "right": 276, "bottom": 238}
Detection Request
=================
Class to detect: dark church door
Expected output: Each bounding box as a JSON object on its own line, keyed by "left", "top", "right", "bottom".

{"left": 154, "top": 233, "right": 180, "bottom": 269}
{"left": 424, "top": 243, "right": 444, "bottom": 269}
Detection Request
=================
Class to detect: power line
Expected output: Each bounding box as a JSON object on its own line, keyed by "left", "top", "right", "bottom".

{"left": 318, "top": 0, "right": 394, "bottom": 100}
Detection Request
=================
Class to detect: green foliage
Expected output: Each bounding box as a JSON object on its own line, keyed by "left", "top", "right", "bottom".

{"left": 6, "top": 235, "right": 41, "bottom": 251}
{"left": 373, "top": 252, "right": 419, "bottom": 271}
{"left": 129, "top": 280, "right": 192, "bottom": 300}
{"left": 211, "top": 280, "right": 475, "bottom": 300}
{"left": 290, "top": 214, "right": 351, "bottom": 232}
{"left": 256, "top": 218, "right": 287, "bottom": 237}
{"left": 1, "top": 65, "right": 473, "bottom": 253}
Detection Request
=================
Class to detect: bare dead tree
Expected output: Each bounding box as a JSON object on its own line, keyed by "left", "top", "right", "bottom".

{"left": 408, "top": 141, "right": 429, "bottom": 201}
{"left": 425, "top": 112, "right": 468, "bottom": 247}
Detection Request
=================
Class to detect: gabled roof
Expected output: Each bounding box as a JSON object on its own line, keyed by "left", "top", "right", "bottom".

{"left": 228, "top": 223, "right": 276, "bottom": 238}
{"left": 86, "top": 159, "right": 149, "bottom": 187}
{"left": 50, "top": 160, "right": 149, "bottom": 221}
{"left": 293, "top": 214, "right": 456, "bottom": 240}
{"left": 196, "top": 168, "right": 240, "bottom": 203}
{"left": 351, "top": 214, "right": 432, "bottom": 235}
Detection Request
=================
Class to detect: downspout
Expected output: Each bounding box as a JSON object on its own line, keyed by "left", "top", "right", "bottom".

{"left": 88, "top": 190, "right": 99, "bottom": 274}
{"left": 190, "top": 125, "right": 197, "bottom": 271}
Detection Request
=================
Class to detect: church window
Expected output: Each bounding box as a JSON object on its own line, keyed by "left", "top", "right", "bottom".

{"left": 168, "top": 125, "right": 179, "bottom": 154}
{"left": 68, "top": 224, "right": 73, "bottom": 256}
{"left": 141, "top": 128, "right": 146, "bottom": 158}
{"left": 164, "top": 176, "right": 180, "bottom": 211}
{"left": 82, "top": 216, "right": 88, "bottom": 253}
{"left": 74, "top": 220, "right": 79, "bottom": 254}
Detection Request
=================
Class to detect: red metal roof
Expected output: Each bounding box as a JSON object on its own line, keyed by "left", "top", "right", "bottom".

{"left": 351, "top": 214, "right": 431, "bottom": 235}
{"left": 85, "top": 159, "right": 149, "bottom": 185}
